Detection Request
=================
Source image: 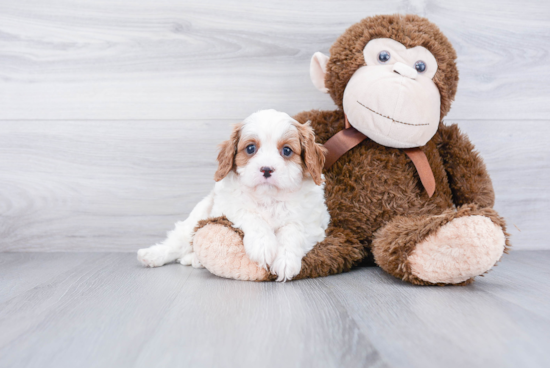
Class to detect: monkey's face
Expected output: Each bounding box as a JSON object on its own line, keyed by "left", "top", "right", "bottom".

{"left": 311, "top": 37, "right": 443, "bottom": 149}
{"left": 343, "top": 38, "right": 440, "bottom": 148}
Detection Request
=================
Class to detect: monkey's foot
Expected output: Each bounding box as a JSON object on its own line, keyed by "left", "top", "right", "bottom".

{"left": 372, "top": 204, "right": 510, "bottom": 285}
{"left": 192, "top": 217, "right": 272, "bottom": 281}
{"left": 408, "top": 215, "right": 506, "bottom": 284}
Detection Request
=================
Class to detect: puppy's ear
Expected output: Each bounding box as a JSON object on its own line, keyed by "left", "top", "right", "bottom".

{"left": 296, "top": 120, "right": 327, "bottom": 185}
{"left": 214, "top": 123, "right": 242, "bottom": 182}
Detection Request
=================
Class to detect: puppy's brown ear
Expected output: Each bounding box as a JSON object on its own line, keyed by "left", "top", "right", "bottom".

{"left": 296, "top": 120, "right": 327, "bottom": 185}
{"left": 214, "top": 123, "right": 242, "bottom": 182}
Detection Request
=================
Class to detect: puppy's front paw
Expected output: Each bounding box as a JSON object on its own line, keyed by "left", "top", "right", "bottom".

{"left": 179, "top": 252, "right": 204, "bottom": 268}
{"left": 271, "top": 251, "right": 302, "bottom": 282}
{"left": 179, "top": 253, "right": 194, "bottom": 266}
{"left": 191, "top": 253, "right": 204, "bottom": 269}
{"left": 243, "top": 231, "right": 278, "bottom": 270}
{"left": 137, "top": 247, "right": 167, "bottom": 268}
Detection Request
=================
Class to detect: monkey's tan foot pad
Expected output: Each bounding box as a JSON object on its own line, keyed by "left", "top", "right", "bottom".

{"left": 193, "top": 223, "right": 271, "bottom": 281}
{"left": 408, "top": 215, "right": 506, "bottom": 284}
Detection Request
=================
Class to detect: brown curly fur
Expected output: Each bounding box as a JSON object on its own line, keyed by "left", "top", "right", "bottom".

{"left": 289, "top": 106, "right": 508, "bottom": 282}
{"left": 371, "top": 204, "right": 511, "bottom": 286}
{"left": 294, "top": 121, "right": 327, "bottom": 186}
{"left": 287, "top": 14, "right": 509, "bottom": 284}
{"left": 194, "top": 216, "right": 244, "bottom": 238}
{"left": 325, "top": 14, "right": 459, "bottom": 120}
{"left": 214, "top": 123, "right": 242, "bottom": 182}
{"left": 197, "top": 14, "right": 509, "bottom": 285}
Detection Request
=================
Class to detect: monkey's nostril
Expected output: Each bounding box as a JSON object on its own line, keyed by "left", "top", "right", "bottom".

{"left": 393, "top": 61, "right": 418, "bottom": 79}
{"left": 260, "top": 167, "right": 274, "bottom": 178}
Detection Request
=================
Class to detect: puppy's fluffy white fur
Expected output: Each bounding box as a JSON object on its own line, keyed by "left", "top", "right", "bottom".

{"left": 137, "top": 109, "right": 330, "bottom": 281}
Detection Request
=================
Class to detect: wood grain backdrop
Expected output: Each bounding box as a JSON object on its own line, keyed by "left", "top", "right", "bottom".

{"left": 0, "top": 0, "right": 548, "bottom": 251}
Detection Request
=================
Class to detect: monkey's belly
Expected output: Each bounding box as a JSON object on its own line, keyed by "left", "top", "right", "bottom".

{"left": 323, "top": 142, "right": 453, "bottom": 243}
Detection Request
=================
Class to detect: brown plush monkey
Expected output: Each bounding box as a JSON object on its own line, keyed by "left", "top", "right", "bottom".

{"left": 192, "top": 14, "right": 510, "bottom": 285}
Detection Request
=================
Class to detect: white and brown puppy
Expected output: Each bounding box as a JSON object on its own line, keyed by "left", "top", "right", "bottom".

{"left": 137, "top": 109, "right": 329, "bottom": 281}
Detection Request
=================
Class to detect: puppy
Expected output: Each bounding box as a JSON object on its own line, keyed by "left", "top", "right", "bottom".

{"left": 137, "top": 109, "right": 329, "bottom": 281}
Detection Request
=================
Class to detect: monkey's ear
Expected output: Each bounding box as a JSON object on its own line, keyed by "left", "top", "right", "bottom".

{"left": 310, "top": 52, "right": 329, "bottom": 93}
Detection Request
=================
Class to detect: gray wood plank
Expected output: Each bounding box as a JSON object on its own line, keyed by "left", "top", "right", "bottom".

{"left": 133, "top": 270, "right": 385, "bottom": 368}
{"left": 0, "top": 252, "right": 385, "bottom": 368}
{"left": 0, "top": 119, "right": 546, "bottom": 252}
{"left": 0, "top": 251, "right": 549, "bottom": 368}
{"left": 0, "top": 253, "right": 194, "bottom": 368}
{"left": 475, "top": 251, "right": 550, "bottom": 320}
{"left": 457, "top": 120, "right": 550, "bottom": 250}
{"left": 0, "top": 120, "right": 228, "bottom": 252}
{"left": 321, "top": 251, "right": 550, "bottom": 368}
{"left": 0, "top": 0, "right": 548, "bottom": 120}
{"left": 0, "top": 252, "right": 105, "bottom": 303}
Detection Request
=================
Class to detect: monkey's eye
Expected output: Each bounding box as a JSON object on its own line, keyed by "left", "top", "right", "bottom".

{"left": 378, "top": 50, "right": 391, "bottom": 63}
{"left": 281, "top": 146, "right": 293, "bottom": 157}
{"left": 246, "top": 144, "right": 256, "bottom": 155}
{"left": 415, "top": 60, "right": 426, "bottom": 73}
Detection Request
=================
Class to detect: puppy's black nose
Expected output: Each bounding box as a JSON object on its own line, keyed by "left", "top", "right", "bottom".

{"left": 260, "top": 167, "right": 274, "bottom": 178}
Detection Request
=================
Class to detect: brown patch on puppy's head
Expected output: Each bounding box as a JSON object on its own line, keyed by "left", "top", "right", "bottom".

{"left": 325, "top": 14, "right": 459, "bottom": 119}
{"left": 214, "top": 123, "right": 242, "bottom": 181}
{"left": 235, "top": 135, "right": 260, "bottom": 169}
{"left": 277, "top": 129, "right": 302, "bottom": 166}
{"left": 294, "top": 121, "right": 327, "bottom": 185}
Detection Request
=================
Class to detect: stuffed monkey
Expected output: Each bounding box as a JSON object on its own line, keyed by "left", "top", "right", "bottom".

{"left": 192, "top": 14, "right": 510, "bottom": 285}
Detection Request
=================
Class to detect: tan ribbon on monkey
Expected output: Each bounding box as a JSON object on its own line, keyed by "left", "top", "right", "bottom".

{"left": 323, "top": 115, "right": 436, "bottom": 198}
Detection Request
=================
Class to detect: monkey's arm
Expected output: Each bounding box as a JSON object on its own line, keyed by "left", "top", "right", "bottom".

{"left": 437, "top": 123, "right": 495, "bottom": 208}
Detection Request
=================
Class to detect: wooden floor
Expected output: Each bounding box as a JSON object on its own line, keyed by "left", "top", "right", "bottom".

{"left": 0, "top": 251, "right": 548, "bottom": 368}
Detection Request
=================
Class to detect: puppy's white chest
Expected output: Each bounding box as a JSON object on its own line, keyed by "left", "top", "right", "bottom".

{"left": 254, "top": 199, "right": 294, "bottom": 229}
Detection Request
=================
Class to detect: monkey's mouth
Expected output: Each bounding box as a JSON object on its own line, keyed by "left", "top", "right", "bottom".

{"left": 356, "top": 101, "right": 429, "bottom": 127}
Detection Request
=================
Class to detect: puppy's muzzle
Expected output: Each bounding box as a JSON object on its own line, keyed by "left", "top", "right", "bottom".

{"left": 260, "top": 167, "right": 274, "bottom": 178}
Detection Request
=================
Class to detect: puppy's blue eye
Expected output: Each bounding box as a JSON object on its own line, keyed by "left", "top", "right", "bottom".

{"left": 378, "top": 50, "right": 391, "bottom": 63}
{"left": 246, "top": 144, "right": 256, "bottom": 155}
{"left": 282, "top": 146, "right": 293, "bottom": 157}
{"left": 415, "top": 60, "right": 426, "bottom": 73}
